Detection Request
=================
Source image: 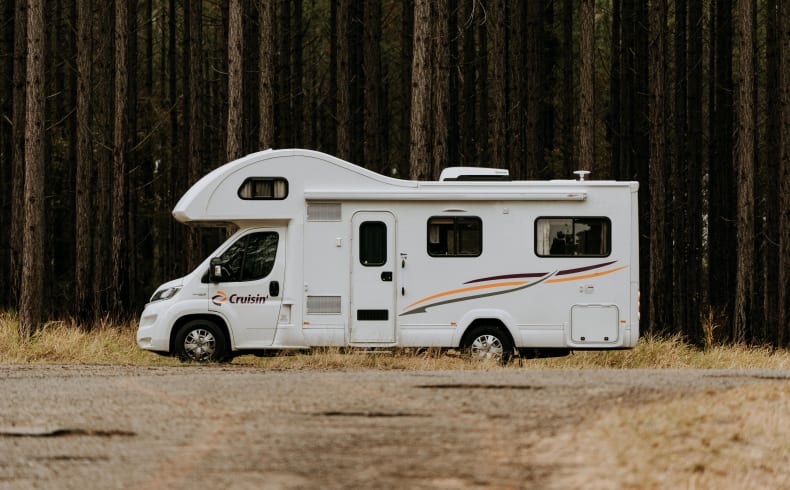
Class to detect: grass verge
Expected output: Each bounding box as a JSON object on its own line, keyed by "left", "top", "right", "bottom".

{"left": 2, "top": 311, "right": 790, "bottom": 369}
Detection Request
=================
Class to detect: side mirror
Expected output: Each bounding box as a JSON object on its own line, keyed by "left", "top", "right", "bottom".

{"left": 209, "top": 257, "right": 224, "bottom": 283}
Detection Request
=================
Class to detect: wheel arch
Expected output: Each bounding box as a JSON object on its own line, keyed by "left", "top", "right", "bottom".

{"left": 170, "top": 314, "right": 233, "bottom": 355}
{"left": 456, "top": 314, "right": 518, "bottom": 350}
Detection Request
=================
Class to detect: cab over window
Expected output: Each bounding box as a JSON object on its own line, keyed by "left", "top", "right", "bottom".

{"left": 238, "top": 177, "right": 288, "bottom": 200}
{"left": 427, "top": 217, "right": 482, "bottom": 257}
{"left": 535, "top": 217, "right": 610, "bottom": 257}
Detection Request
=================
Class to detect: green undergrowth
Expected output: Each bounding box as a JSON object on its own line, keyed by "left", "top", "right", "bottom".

{"left": 2, "top": 311, "right": 789, "bottom": 369}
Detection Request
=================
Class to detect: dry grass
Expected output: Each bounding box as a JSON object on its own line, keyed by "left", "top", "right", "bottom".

{"left": 2, "top": 311, "right": 790, "bottom": 369}
{"left": 536, "top": 382, "right": 790, "bottom": 489}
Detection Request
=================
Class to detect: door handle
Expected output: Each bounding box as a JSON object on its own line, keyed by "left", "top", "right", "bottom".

{"left": 269, "top": 280, "right": 280, "bottom": 297}
{"left": 380, "top": 271, "right": 393, "bottom": 282}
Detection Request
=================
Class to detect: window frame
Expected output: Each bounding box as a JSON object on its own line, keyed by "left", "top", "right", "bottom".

{"left": 358, "top": 221, "right": 388, "bottom": 267}
{"left": 534, "top": 216, "right": 611, "bottom": 258}
{"left": 237, "top": 177, "right": 289, "bottom": 200}
{"left": 426, "top": 216, "right": 483, "bottom": 258}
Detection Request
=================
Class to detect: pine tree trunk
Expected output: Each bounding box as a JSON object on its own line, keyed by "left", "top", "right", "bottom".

{"left": 10, "top": 0, "right": 26, "bottom": 305}
{"left": 734, "top": 0, "right": 756, "bottom": 343}
{"left": 363, "top": 0, "right": 382, "bottom": 166}
{"left": 432, "top": 0, "right": 449, "bottom": 178}
{"left": 489, "top": 0, "right": 506, "bottom": 168}
{"left": 648, "top": 0, "right": 669, "bottom": 332}
{"left": 409, "top": 0, "right": 431, "bottom": 179}
{"left": 259, "top": 0, "right": 274, "bottom": 148}
{"left": 75, "top": 0, "right": 92, "bottom": 321}
{"left": 111, "top": 0, "right": 129, "bottom": 314}
{"left": 561, "top": 0, "right": 574, "bottom": 176}
{"left": 525, "top": 1, "right": 542, "bottom": 179}
{"left": 686, "top": 0, "right": 704, "bottom": 342}
{"left": 671, "top": 0, "right": 687, "bottom": 335}
{"left": 578, "top": 0, "right": 595, "bottom": 171}
{"left": 19, "top": 0, "right": 45, "bottom": 338}
{"left": 336, "top": 0, "right": 351, "bottom": 160}
{"left": 779, "top": 0, "right": 790, "bottom": 346}
{"left": 226, "top": 0, "right": 243, "bottom": 161}
{"left": 709, "top": 0, "right": 735, "bottom": 338}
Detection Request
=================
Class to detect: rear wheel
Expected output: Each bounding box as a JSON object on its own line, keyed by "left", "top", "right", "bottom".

{"left": 462, "top": 326, "right": 514, "bottom": 364}
{"left": 174, "top": 319, "right": 228, "bottom": 362}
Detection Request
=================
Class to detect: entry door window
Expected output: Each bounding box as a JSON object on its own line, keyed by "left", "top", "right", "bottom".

{"left": 218, "top": 232, "right": 279, "bottom": 281}
{"left": 359, "top": 221, "right": 387, "bottom": 266}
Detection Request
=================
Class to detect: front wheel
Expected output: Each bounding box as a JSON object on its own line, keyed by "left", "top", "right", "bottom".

{"left": 174, "top": 319, "right": 228, "bottom": 363}
{"left": 462, "top": 326, "right": 514, "bottom": 364}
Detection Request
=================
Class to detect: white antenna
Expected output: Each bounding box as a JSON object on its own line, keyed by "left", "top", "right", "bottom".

{"left": 573, "top": 170, "right": 591, "bottom": 181}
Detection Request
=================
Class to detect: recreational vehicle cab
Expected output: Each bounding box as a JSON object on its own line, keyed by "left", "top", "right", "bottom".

{"left": 137, "top": 149, "right": 640, "bottom": 363}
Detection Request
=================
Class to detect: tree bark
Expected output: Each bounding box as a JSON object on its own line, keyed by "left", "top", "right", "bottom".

{"left": 734, "top": 0, "right": 756, "bottom": 343}
{"left": 708, "top": 0, "right": 736, "bottom": 338}
{"left": 489, "top": 0, "right": 507, "bottom": 168}
{"left": 226, "top": 0, "right": 243, "bottom": 162}
{"left": 336, "top": 0, "right": 351, "bottom": 160}
{"left": 648, "top": 0, "right": 669, "bottom": 333}
{"left": 11, "top": 0, "right": 26, "bottom": 305}
{"left": 779, "top": 0, "right": 790, "bottom": 346}
{"left": 432, "top": 0, "right": 449, "bottom": 178}
{"left": 578, "top": 0, "right": 595, "bottom": 172}
{"left": 409, "top": 0, "right": 431, "bottom": 179}
{"left": 111, "top": 0, "right": 129, "bottom": 314}
{"left": 19, "top": 0, "right": 45, "bottom": 338}
{"left": 686, "top": 0, "right": 704, "bottom": 342}
{"left": 259, "top": 0, "right": 275, "bottom": 148}
{"left": 363, "top": 0, "right": 382, "bottom": 166}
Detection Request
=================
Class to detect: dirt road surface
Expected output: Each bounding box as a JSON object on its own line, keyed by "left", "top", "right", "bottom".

{"left": 1, "top": 365, "right": 788, "bottom": 489}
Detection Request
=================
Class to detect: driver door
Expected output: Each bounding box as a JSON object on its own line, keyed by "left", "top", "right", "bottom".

{"left": 208, "top": 228, "right": 286, "bottom": 348}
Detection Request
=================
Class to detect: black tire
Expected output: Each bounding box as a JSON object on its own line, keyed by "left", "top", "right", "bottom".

{"left": 174, "top": 319, "right": 228, "bottom": 363}
{"left": 462, "top": 325, "right": 514, "bottom": 364}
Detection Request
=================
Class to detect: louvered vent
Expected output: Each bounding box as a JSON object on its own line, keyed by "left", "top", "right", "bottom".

{"left": 306, "top": 296, "right": 342, "bottom": 314}
{"left": 307, "top": 203, "right": 341, "bottom": 221}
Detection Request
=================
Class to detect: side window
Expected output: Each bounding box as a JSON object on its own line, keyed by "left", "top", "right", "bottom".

{"left": 535, "top": 217, "right": 610, "bottom": 257}
{"left": 238, "top": 177, "right": 288, "bottom": 200}
{"left": 427, "top": 216, "right": 482, "bottom": 257}
{"left": 218, "top": 232, "right": 279, "bottom": 281}
{"left": 359, "top": 221, "right": 387, "bottom": 266}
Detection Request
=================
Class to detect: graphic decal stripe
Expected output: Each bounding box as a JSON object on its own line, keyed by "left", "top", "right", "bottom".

{"left": 463, "top": 261, "right": 616, "bottom": 284}
{"left": 463, "top": 273, "right": 547, "bottom": 284}
{"left": 545, "top": 266, "right": 628, "bottom": 283}
{"left": 404, "top": 281, "right": 528, "bottom": 311}
{"left": 556, "top": 261, "right": 617, "bottom": 276}
{"left": 400, "top": 273, "right": 557, "bottom": 316}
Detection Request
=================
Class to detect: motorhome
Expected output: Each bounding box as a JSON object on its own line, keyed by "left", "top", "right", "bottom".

{"left": 137, "top": 149, "right": 640, "bottom": 363}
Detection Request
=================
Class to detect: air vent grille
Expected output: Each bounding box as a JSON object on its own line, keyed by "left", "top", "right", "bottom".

{"left": 306, "top": 296, "right": 342, "bottom": 314}
{"left": 307, "top": 203, "right": 341, "bottom": 221}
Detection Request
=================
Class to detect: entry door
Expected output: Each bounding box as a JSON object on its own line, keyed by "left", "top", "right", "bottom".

{"left": 208, "top": 228, "right": 286, "bottom": 348}
{"left": 350, "top": 212, "right": 396, "bottom": 343}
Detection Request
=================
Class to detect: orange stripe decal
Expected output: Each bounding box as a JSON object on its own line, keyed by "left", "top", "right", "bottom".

{"left": 544, "top": 266, "right": 629, "bottom": 284}
{"left": 404, "top": 281, "right": 527, "bottom": 311}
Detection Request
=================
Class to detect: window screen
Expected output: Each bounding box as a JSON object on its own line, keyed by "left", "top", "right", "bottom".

{"left": 427, "top": 216, "right": 482, "bottom": 257}
{"left": 359, "top": 221, "right": 387, "bottom": 266}
{"left": 535, "top": 217, "right": 610, "bottom": 257}
{"left": 238, "top": 177, "right": 288, "bottom": 200}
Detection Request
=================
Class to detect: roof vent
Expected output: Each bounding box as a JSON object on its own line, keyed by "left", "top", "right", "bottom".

{"left": 573, "top": 170, "right": 591, "bottom": 181}
{"left": 439, "top": 167, "right": 510, "bottom": 181}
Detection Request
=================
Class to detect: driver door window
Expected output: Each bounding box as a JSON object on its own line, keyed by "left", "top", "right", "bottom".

{"left": 219, "top": 232, "right": 279, "bottom": 282}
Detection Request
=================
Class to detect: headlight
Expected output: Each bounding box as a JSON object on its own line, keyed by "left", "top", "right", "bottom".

{"left": 150, "top": 286, "right": 181, "bottom": 303}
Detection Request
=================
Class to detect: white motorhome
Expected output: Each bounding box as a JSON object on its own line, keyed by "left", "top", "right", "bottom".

{"left": 137, "top": 149, "right": 640, "bottom": 363}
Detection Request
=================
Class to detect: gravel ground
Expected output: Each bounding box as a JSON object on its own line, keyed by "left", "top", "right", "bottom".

{"left": 1, "top": 365, "right": 788, "bottom": 489}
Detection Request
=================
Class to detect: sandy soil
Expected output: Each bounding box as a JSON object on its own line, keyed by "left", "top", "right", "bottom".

{"left": 0, "top": 365, "right": 788, "bottom": 489}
